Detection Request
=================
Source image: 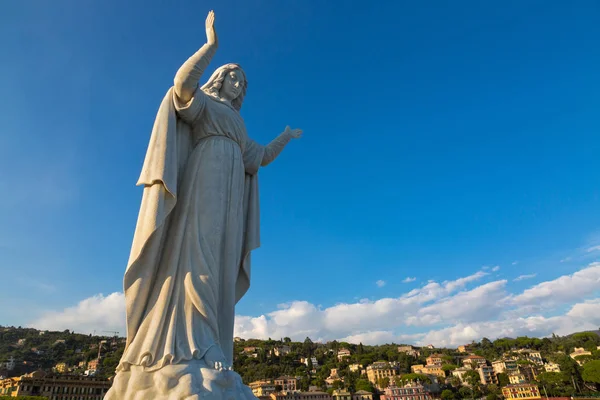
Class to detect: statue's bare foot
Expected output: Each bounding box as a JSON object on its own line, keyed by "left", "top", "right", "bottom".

{"left": 203, "top": 346, "right": 234, "bottom": 387}
{"left": 204, "top": 345, "right": 231, "bottom": 371}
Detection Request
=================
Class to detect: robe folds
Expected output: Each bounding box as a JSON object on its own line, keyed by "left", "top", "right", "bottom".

{"left": 117, "top": 86, "right": 264, "bottom": 372}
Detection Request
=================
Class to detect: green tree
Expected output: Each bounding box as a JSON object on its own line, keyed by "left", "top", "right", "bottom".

{"left": 441, "top": 389, "right": 455, "bottom": 400}
{"left": 332, "top": 380, "right": 344, "bottom": 390}
{"left": 377, "top": 377, "right": 390, "bottom": 389}
{"left": 464, "top": 370, "right": 481, "bottom": 387}
{"left": 497, "top": 373, "right": 509, "bottom": 387}
{"left": 355, "top": 379, "right": 374, "bottom": 393}
{"left": 443, "top": 364, "right": 458, "bottom": 372}
{"left": 398, "top": 373, "right": 432, "bottom": 384}
{"left": 536, "top": 372, "right": 572, "bottom": 397}
{"left": 582, "top": 360, "right": 600, "bottom": 390}
{"left": 458, "top": 386, "right": 473, "bottom": 399}
{"left": 486, "top": 394, "right": 498, "bottom": 400}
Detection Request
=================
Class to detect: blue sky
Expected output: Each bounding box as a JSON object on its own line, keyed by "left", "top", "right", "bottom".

{"left": 1, "top": 0, "right": 600, "bottom": 345}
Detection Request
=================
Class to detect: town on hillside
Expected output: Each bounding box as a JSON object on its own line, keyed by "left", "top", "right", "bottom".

{"left": 1, "top": 326, "right": 600, "bottom": 400}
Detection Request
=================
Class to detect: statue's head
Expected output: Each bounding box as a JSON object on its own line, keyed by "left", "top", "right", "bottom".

{"left": 201, "top": 63, "right": 247, "bottom": 111}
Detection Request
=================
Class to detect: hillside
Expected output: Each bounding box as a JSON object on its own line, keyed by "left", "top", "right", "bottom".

{"left": 2, "top": 325, "right": 600, "bottom": 396}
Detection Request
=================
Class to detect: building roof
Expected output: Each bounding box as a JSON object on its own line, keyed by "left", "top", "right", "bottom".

{"left": 504, "top": 383, "right": 538, "bottom": 388}
{"left": 354, "top": 390, "right": 372, "bottom": 394}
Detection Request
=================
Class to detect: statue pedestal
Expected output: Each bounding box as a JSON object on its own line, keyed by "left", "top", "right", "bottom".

{"left": 104, "top": 359, "right": 257, "bottom": 400}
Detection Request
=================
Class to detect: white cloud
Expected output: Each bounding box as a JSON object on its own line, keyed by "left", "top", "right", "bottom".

{"left": 514, "top": 274, "right": 537, "bottom": 282}
{"left": 402, "top": 277, "right": 416, "bottom": 283}
{"left": 30, "top": 292, "right": 125, "bottom": 335}
{"left": 376, "top": 280, "right": 386, "bottom": 288}
{"left": 492, "top": 266, "right": 501, "bottom": 272}
{"left": 513, "top": 262, "right": 600, "bottom": 306}
{"left": 512, "top": 261, "right": 519, "bottom": 265}
{"left": 28, "top": 264, "right": 600, "bottom": 348}
{"left": 587, "top": 245, "right": 600, "bottom": 253}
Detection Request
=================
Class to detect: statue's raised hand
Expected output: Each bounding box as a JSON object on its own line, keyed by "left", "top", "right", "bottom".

{"left": 284, "top": 126, "right": 303, "bottom": 139}
{"left": 206, "top": 10, "right": 218, "bottom": 46}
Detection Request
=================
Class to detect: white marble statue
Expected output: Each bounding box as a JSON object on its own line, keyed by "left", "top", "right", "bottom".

{"left": 105, "top": 11, "right": 302, "bottom": 399}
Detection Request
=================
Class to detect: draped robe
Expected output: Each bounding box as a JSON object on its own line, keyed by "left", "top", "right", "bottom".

{"left": 117, "top": 86, "right": 264, "bottom": 372}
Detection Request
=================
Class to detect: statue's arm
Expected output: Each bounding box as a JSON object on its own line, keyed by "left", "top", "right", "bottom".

{"left": 174, "top": 11, "right": 218, "bottom": 103}
{"left": 261, "top": 127, "right": 303, "bottom": 166}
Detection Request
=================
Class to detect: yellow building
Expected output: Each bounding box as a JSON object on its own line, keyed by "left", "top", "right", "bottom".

{"left": 509, "top": 373, "right": 527, "bottom": 384}
{"left": 54, "top": 363, "right": 68, "bottom": 373}
{"left": 410, "top": 364, "right": 425, "bottom": 374}
{"left": 426, "top": 354, "right": 443, "bottom": 366}
{"left": 0, "top": 370, "right": 111, "bottom": 399}
{"left": 352, "top": 390, "right": 373, "bottom": 400}
{"left": 366, "top": 362, "right": 399, "bottom": 388}
{"left": 274, "top": 376, "right": 297, "bottom": 392}
{"left": 250, "top": 380, "right": 276, "bottom": 397}
{"left": 544, "top": 362, "right": 561, "bottom": 373}
{"left": 423, "top": 365, "right": 446, "bottom": 378}
{"left": 332, "top": 389, "right": 352, "bottom": 400}
{"left": 502, "top": 383, "right": 541, "bottom": 400}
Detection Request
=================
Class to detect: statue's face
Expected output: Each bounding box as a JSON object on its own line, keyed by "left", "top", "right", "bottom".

{"left": 220, "top": 69, "right": 244, "bottom": 101}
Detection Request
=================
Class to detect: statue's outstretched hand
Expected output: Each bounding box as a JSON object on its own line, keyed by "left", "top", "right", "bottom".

{"left": 206, "top": 10, "right": 218, "bottom": 46}
{"left": 284, "top": 126, "right": 303, "bottom": 139}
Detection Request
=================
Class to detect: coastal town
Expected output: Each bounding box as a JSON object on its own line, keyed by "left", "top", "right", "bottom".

{"left": 1, "top": 326, "right": 600, "bottom": 400}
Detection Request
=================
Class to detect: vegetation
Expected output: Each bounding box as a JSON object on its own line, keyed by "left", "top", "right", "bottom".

{"left": 2, "top": 325, "right": 600, "bottom": 396}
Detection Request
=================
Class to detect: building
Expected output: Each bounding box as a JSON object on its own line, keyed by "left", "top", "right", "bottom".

{"left": 332, "top": 390, "right": 351, "bottom": 400}
{"left": 502, "top": 383, "right": 541, "bottom": 400}
{"left": 426, "top": 354, "right": 444, "bottom": 366}
{"left": 250, "top": 380, "right": 276, "bottom": 397}
{"left": 54, "top": 363, "right": 69, "bottom": 374}
{"left": 234, "top": 337, "right": 244, "bottom": 342}
{"left": 398, "top": 346, "right": 420, "bottom": 358}
{"left": 326, "top": 369, "right": 343, "bottom": 386}
{"left": 492, "top": 360, "right": 518, "bottom": 374}
{"left": 457, "top": 345, "right": 471, "bottom": 353}
{"left": 426, "top": 344, "right": 435, "bottom": 350}
{"left": 0, "top": 371, "right": 111, "bottom": 399}
{"left": 509, "top": 373, "right": 527, "bottom": 384}
{"left": 518, "top": 365, "right": 540, "bottom": 382}
{"left": 87, "top": 359, "right": 100, "bottom": 372}
{"left": 423, "top": 365, "right": 446, "bottom": 379}
{"left": 337, "top": 349, "right": 351, "bottom": 361}
{"left": 366, "top": 362, "right": 399, "bottom": 388}
{"left": 462, "top": 355, "right": 487, "bottom": 370}
{"left": 270, "top": 392, "right": 330, "bottom": 400}
{"left": 451, "top": 367, "right": 470, "bottom": 384}
{"left": 410, "top": 365, "right": 425, "bottom": 374}
{"left": 516, "top": 350, "right": 543, "bottom": 365}
{"left": 382, "top": 381, "right": 433, "bottom": 400}
{"left": 570, "top": 347, "right": 592, "bottom": 363}
{"left": 244, "top": 346, "right": 259, "bottom": 353}
{"left": 274, "top": 376, "right": 298, "bottom": 392}
{"left": 271, "top": 346, "right": 292, "bottom": 357}
{"left": 478, "top": 366, "right": 498, "bottom": 385}
{"left": 544, "top": 362, "right": 561, "bottom": 373}
{"left": 352, "top": 390, "right": 373, "bottom": 400}
{"left": 349, "top": 364, "right": 362, "bottom": 373}
{"left": 1, "top": 357, "right": 15, "bottom": 371}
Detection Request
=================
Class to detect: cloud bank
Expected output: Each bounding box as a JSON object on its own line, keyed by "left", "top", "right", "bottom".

{"left": 29, "top": 263, "right": 600, "bottom": 347}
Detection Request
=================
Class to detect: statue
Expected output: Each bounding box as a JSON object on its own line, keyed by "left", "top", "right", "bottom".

{"left": 105, "top": 11, "right": 302, "bottom": 399}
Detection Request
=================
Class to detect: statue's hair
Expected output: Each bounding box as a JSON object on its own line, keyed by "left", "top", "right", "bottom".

{"left": 201, "top": 63, "right": 247, "bottom": 111}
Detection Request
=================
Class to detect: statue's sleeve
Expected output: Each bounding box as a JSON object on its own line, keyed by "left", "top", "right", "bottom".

{"left": 243, "top": 139, "right": 265, "bottom": 175}
{"left": 173, "top": 88, "right": 207, "bottom": 125}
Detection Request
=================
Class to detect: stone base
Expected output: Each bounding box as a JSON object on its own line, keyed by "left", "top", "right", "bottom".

{"left": 104, "top": 359, "right": 257, "bottom": 400}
